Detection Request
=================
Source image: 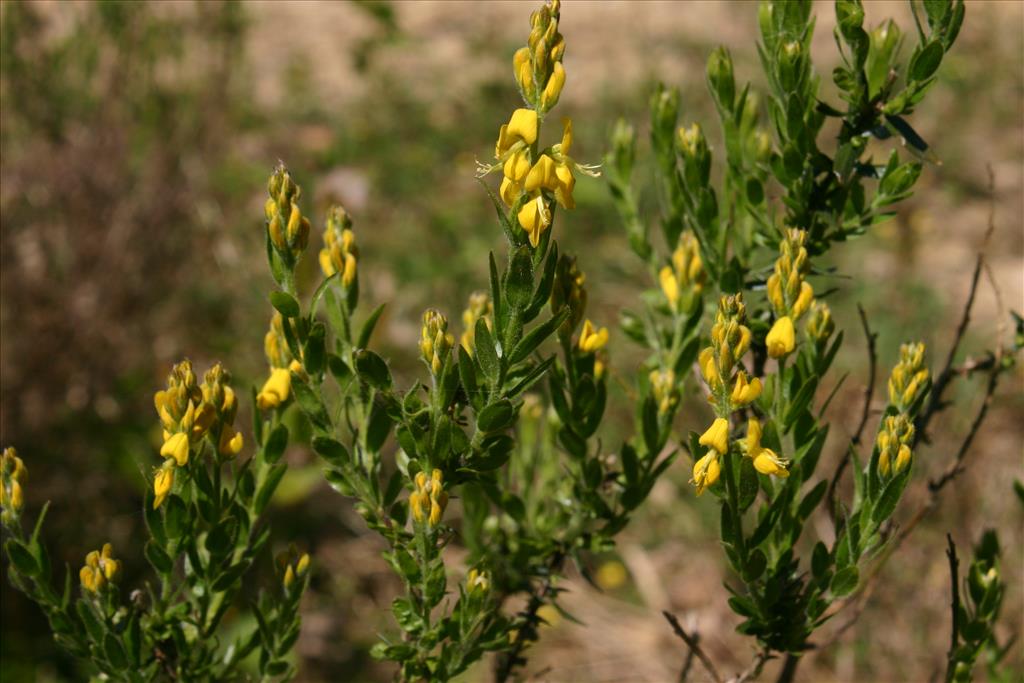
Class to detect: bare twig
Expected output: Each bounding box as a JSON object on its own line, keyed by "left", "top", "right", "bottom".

{"left": 662, "top": 611, "right": 724, "bottom": 683}
{"left": 826, "top": 303, "right": 877, "bottom": 526}
{"left": 495, "top": 551, "right": 565, "bottom": 683}
{"left": 944, "top": 534, "right": 960, "bottom": 683}
{"left": 916, "top": 166, "right": 997, "bottom": 445}
{"left": 733, "top": 649, "right": 771, "bottom": 683}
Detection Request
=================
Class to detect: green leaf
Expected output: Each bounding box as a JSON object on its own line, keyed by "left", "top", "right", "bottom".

{"left": 312, "top": 436, "right": 350, "bottom": 468}
{"left": 641, "top": 396, "right": 660, "bottom": 457}
{"left": 303, "top": 322, "right": 326, "bottom": 376}
{"left": 504, "top": 245, "right": 535, "bottom": 312}
{"left": 5, "top": 540, "right": 39, "bottom": 576}
{"left": 164, "top": 495, "right": 188, "bottom": 539}
{"left": 264, "top": 424, "right": 289, "bottom": 465}
{"left": 477, "top": 399, "right": 515, "bottom": 433}
{"left": 102, "top": 639, "right": 129, "bottom": 674}
{"left": 327, "top": 354, "right": 352, "bottom": 383}
{"left": 290, "top": 374, "right": 330, "bottom": 430}
{"left": 811, "top": 541, "right": 830, "bottom": 579}
{"left": 798, "top": 480, "right": 828, "bottom": 519}
{"left": 354, "top": 349, "right": 393, "bottom": 389}
{"left": 743, "top": 549, "right": 767, "bottom": 582}
{"left": 365, "top": 396, "right": 394, "bottom": 453}
{"left": 474, "top": 318, "right": 501, "bottom": 383}
{"left": 830, "top": 566, "right": 859, "bottom": 597}
{"left": 145, "top": 540, "right": 173, "bottom": 574}
{"left": 738, "top": 457, "right": 759, "bottom": 512}
{"left": 909, "top": 40, "right": 943, "bottom": 82}
{"left": 358, "top": 304, "right": 387, "bottom": 349}
{"left": 205, "top": 519, "right": 238, "bottom": 558}
{"left": 508, "top": 308, "right": 569, "bottom": 365}
{"left": 269, "top": 291, "right": 301, "bottom": 318}
{"left": 255, "top": 463, "right": 287, "bottom": 515}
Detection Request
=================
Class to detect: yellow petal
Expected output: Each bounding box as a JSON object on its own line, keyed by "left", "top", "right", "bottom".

{"left": 766, "top": 316, "right": 796, "bottom": 358}
{"left": 699, "top": 418, "right": 730, "bottom": 455}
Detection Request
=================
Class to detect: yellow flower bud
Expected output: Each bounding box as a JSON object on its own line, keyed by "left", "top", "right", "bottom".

{"left": 699, "top": 418, "right": 730, "bottom": 455}
{"left": 578, "top": 319, "right": 609, "bottom": 353}
{"left": 766, "top": 316, "right": 796, "bottom": 358}
{"left": 257, "top": 367, "right": 292, "bottom": 410}
{"left": 698, "top": 347, "right": 721, "bottom": 391}
{"left": 467, "top": 568, "right": 490, "bottom": 594}
{"left": 541, "top": 61, "right": 565, "bottom": 111}
{"left": 792, "top": 281, "right": 814, "bottom": 320}
{"left": 659, "top": 266, "right": 680, "bottom": 307}
{"left": 160, "top": 432, "right": 190, "bottom": 467}
{"left": 154, "top": 465, "right": 174, "bottom": 509}
{"left": 410, "top": 491, "right": 426, "bottom": 523}
{"left": 219, "top": 427, "right": 244, "bottom": 458}
{"left": 649, "top": 368, "right": 678, "bottom": 415}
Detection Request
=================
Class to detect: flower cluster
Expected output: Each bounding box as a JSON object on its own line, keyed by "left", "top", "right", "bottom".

{"left": 318, "top": 205, "right": 359, "bottom": 288}
{"left": 765, "top": 229, "right": 815, "bottom": 358}
{"left": 659, "top": 231, "right": 705, "bottom": 312}
{"left": 79, "top": 543, "right": 121, "bottom": 594}
{"left": 875, "top": 342, "right": 930, "bottom": 479}
{"left": 876, "top": 414, "right": 914, "bottom": 477}
{"left": 420, "top": 309, "right": 455, "bottom": 376}
{"left": 257, "top": 312, "right": 303, "bottom": 411}
{"left": 887, "top": 342, "right": 930, "bottom": 412}
{"left": 693, "top": 294, "right": 788, "bottom": 495}
{"left": 277, "top": 546, "right": 311, "bottom": 591}
{"left": 265, "top": 164, "right": 310, "bottom": 264}
{"left": 409, "top": 469, "right": 448, "bottom": 528}
{"left": 460, "top": 292, "right": 494, "bottom": 357}
{"left": 152, "top": 360, "right": 244, "bottom": 508}
{"left": 480, "top": 0, "right": 597, "bottom": 247}
{"left": 0, "top": 447, "right": 26, "bottom": 520}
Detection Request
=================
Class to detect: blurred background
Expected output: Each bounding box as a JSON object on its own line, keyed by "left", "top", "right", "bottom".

{"left": 1, "top": 1, "right": 1021, "bottom": 681}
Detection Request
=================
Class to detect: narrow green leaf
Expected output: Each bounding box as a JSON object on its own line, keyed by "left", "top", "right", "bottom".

{"left": 269, "top": 291, "right": 301, "bottom": 318}
{"left": 358, "top": 304, "right": 386, "bottom": 349}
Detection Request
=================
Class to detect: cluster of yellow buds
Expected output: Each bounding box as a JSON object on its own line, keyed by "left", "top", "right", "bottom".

{"left": 79, "top": 543, "right": 121, "bottom": 594}
{"left": 698, "top": 294, "right": 760, "bottom": 412}
{"left": 743, "top": 418, "right": 790, "bottom": 477}
{"left": 649, "top": 368, "right": 679, "bottom": 415}
{"left": 318, "top": 205, "right": 358, "bottom": 288}
{"left": 578, "top": 319, "right": 609, "bottom": 354}
{"left": 480, "top": 1, "right": 597, "bottom": 247}
{"left": 409, "top": 469, "right": 448, "bottom": 528}
{"left": 257, "top": 313, "right": 304, "bottom": 411}
{"left": 466, "top": 567, "right": 490, "bottom": 595}
{"left": 0, "top": 447, "right": 26, "bottom": 518}
{"left": 876, "top": 414, "right": 915, "bottom": 477}
{"left": 152, "top": 360, "right": 245, "bottom": 508}
{"left": 265, "top": 165, "right": 310, "bottom": 261}
{"left": 551, "top": 254, "right": 587, "bottom": 340}
{"left": 659, "top": 232, "right": 705, "bottom": 311}
{"left": 765, "top": 229, "right": 815, "bottom": 358}
{"left": 887, "top": 342, "right": 930, "bottom": 412}
{"left": 277, "top": 546, "right": 311, "bottom": 591}
{"left": 420, "top": 309, "right": 455, "bottom": 376}
{"left": 201, "top": 364, "right": 244, "bottom": 459}
{"left": 460, "top": 292, "right": 494, "bottom": 357}
{"left": 515, "top": 0, "right": 565, "bottom": 113}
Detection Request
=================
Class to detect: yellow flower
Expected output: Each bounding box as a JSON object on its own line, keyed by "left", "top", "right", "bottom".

{"left": 766, "top": 316, "right": 796, "bottom": 358}
{"left": 160, "top": 432, "right": 190, "bottom": 467}
{"left": 495, "top": 108, "right": 538, "bottom": 158}
{"left": 153, "top": 465, "right": 174, "bottom": 509}
{"left": 744, "top": 418, "right": 789, "bottom": 477}
{"left": 257, "top": 367, "right": 292, "bottom": 411}
{"left": 80, "top": 543, "right": 121, "bottom": 593}
{"left": 730, "top": 371, "right": 762, "bottom": 406}
{"left": 467, "top": 568, "right": 491, "bottom": 594}
{"left": 219, "top": 427, "right": 244, "bottom": 458}
{"left": 578, "top": 319, "right": 609, "bottom": 353}
{"left": 517, "top": 194, "right": 552, "bottom": 247}
{"left": 699, "top": 417, "right": 730, "bottom": 455}
{"left": 691, "top": 451, "right": 721, "bottom": 495}
{"left": 410, "top": 469, "right": 448, "bottom": 528}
